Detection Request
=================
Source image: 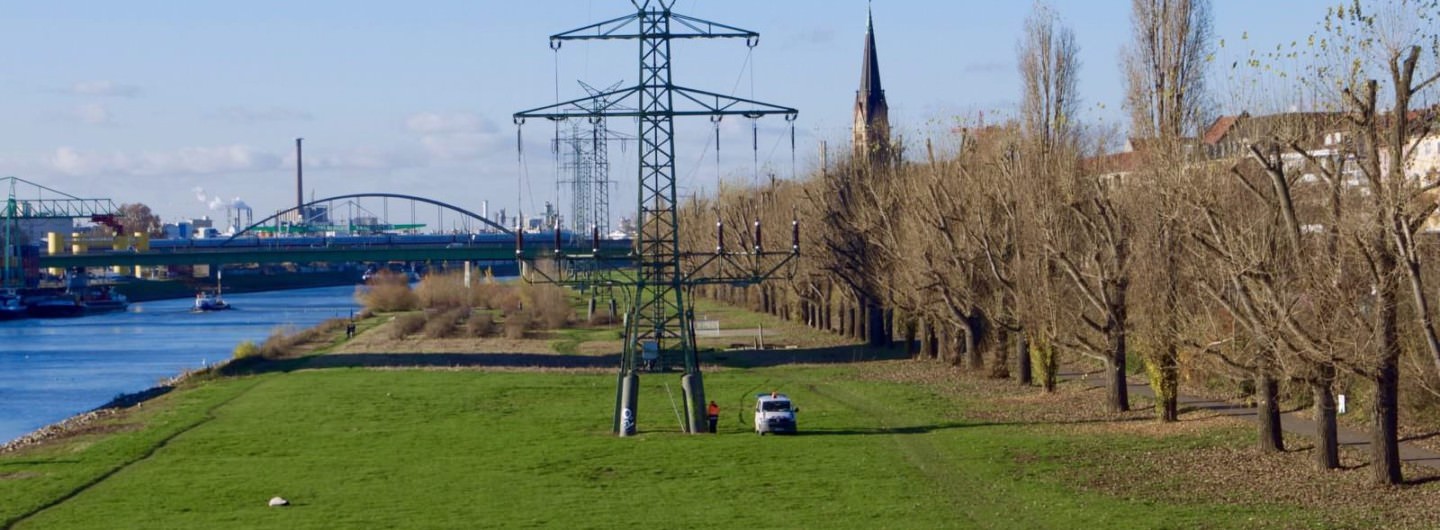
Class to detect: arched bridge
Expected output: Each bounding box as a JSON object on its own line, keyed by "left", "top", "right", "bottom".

{"left": 37, "top": 192, "right": 632, "bottom": 269}
{"left": 225, "top": 193, "right": 512, "bottom": 244}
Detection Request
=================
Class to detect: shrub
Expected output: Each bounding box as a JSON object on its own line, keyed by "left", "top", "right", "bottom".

{"left": 258, "top": 326, "right": 305, "bottom": 358}
{"left": 492, "top": 289, "right": 523, "bottom": 313}
{"left": 467, "top": 312, "right": 495, "bottom": 338}
{"left": 587, "top": 311, "right": 617, "bottom": 327}
{"left": 521, "top": 283, "right": 575, "bottom": 329}
{"left": 503, "top": 310, "right": 533, "bottom": 339}
{"left": 232, "top": 340, "right": 260, "bottom": 359}
{"left": 424, "top": 308, "right": 468, "bottom": 339}
{"left": 471, "top": 282, "right": 505, "bottom": 310}
{"left": 389, "top": 313, "right": 426, "bottom": 339}
{"left": 416, "top": 273, "right": 471, "bottom": 310}
{"left": 358, "top": 271, "right": 418, "bottom": 312}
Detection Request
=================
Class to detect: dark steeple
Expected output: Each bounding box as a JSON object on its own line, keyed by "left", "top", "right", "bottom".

{"left": 853, "top": 4, "right": 891, "bottom": 166}
{"left": 858, "top": 7, "right": 884, "bottom": 109}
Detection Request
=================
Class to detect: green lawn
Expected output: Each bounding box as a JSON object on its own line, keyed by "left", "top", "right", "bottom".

{"left": 0, "top": 361, "right": 1326, "bottom": 529}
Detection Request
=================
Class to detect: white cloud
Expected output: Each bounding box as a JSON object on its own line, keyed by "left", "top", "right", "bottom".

{"left": 68, "top": 80, "right": 141, "bottom": 98}
{"left": 47, "top": 145, "right": 280, "bottom": 177}
{"left": 301, "top": 147, "right": 422, "bottom": 171}
{"left": 209, "top": 106, "right": 315, "bottom": 124}
{"left": 405, "top": 111, "right": 495, "bottom": 135}
{"left": 405, "top": 111, "right": 509, "bottom": 162}
{"left": 72, "top": 103, "right": 114, "bottom": 125}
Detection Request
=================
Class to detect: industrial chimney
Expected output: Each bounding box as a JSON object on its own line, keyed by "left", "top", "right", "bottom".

{"left": 295, "top": 138, "right": 304, "bottom": 224}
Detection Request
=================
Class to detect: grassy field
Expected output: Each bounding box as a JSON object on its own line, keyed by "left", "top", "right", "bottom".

{"left": 2, "top": 360, "right": 1337, "bottom": 529}
{"left": 5, "top": 294, "right": 1433, "bottom": 529}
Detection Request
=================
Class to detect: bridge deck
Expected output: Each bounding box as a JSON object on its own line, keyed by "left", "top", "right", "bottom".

{"left": 39, "top": 245, "right": 631, "bottom": 268}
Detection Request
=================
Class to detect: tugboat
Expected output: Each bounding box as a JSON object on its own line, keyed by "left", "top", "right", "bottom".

{"left": 193, "top": 269, "right": 232, "bottom": 311}
{"left": 0, "top": 290, "right": 25, "bottom": 321}
{"left": 193, "top": 290, "right": 231, "bottom": 311}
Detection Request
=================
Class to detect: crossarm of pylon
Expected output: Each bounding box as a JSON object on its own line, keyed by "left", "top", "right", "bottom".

{"left": 670, "top": 86, "right": 797, "bottom": 118}
{"left": 515, "top": 86, "right": 796, "bottom": 120}
{"left": 514, "top": 87, "right": 642, "bottom": 121}
{"left": 548, "top": 11, "right": 757, "bottom": 44}
{"left": 678, "top": 251, "right": 797, "bottom": 286}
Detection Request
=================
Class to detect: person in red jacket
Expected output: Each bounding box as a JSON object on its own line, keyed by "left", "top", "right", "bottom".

{"left": 706, "top": 401, "right": 720, "bottom": 433}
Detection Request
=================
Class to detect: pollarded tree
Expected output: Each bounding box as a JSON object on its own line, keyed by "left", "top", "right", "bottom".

{"left": 1297, "top": 0, "right": 1440, "bottom": 485}
{"left": 995, "top": 0, "right": 1084, "bottom": 385}
{"left": 1121, "top": 0, "right": 1214, "bottom": 422}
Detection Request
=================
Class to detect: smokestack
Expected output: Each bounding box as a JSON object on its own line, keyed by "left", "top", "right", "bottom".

{"left": 295, "top": 138, "right": 304, "bottom": 223}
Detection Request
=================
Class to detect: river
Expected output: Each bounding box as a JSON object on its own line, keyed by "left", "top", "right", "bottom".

{"left": 0, "top": 284, "right": 362, "bottom": 444}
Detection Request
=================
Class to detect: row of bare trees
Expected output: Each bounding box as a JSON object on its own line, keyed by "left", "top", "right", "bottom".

{"left": 681, "top": 0, "right": 1439, "bottom": 485}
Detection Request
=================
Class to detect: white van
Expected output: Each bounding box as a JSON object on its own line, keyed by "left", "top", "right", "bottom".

{"left": 754, "top": 393, "right": 798, "bottom": 435}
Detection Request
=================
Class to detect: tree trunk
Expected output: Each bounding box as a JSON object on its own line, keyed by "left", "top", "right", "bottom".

{"left": 990, "top": 326, "right": 1011, "bottom": 379}
{"left": 1107, "top": 325, "right": 1129, "bottom": 413}
{"left": 1017, "top": 333, "right": 1032, "bottom": 386}
{"left": 1158, "top": 345, "right": 1179, "bottom": 422}
{"left": 904, "top": 316, "right": 918, "bottom": 357}
{"left": 1373, "top": 358, "right": 1403, "bottom": 484}
{"left": 1041, "top": 339, "right": 1057, "bottom": 393}
{"left": 822, "top": 297, "right": 832, "bottom": 332}
{"left": 1313, "top": 365, "right": 1340, "bottom": 470}
{"left": 918, "top": 319, "right": 932, "bottom": 360}
{"left": 867, "top": 302, "right": 888, "bottom": 347}
{"left": 1373, "top": 273, "right": 1403, "bottom": 485}
{"left": 885, "top": 309, "right": 896, "bottom": 343}
{"left": 850, "top": 303, "right": 859, "bottom": 340}
{"left": 1255, "top": 362, "right": 1283, "bottom": 453}
{"left": 1107, "top": 281, "right": 1130, "bottom": 412}
{"left": 964, "top": 316, "right": 983, "bottom": 372}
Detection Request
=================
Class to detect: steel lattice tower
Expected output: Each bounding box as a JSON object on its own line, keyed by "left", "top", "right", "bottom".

{"left": 556, "top": 120, "right": 596, "bottom": 231}
{"left": 556, "top": 82, "right": 625, "bottom": 235}
{"left": 515, "top": 0, "right": 797, "bottom": 435}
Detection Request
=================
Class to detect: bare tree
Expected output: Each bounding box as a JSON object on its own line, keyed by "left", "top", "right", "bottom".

{"left": 1121, "top": 0, "right": 1213, "bottom": 422}
{"left": 1122, "top": 0, "right": 1213, "bottom": 141}
{"left": 1299, "top": 0, "right": 1440, "bottom": 485}
{"left": 1049, "top": 149, "right": 1135, "bottom": 413}
{"left": 1003, "top": 1, "right": 1083, "bottom": 385}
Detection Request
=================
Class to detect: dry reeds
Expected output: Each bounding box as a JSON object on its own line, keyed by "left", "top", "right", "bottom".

{"left": 358, "top": 271, "right": 418, "bottom": 312}
{"left": 389, "top": 313, "right": 426, "bottom": 339}
{"left": 467, "top": 312, "right": 495, "bottom": 337}
{"left": 423, "top": 308, "right": 469, "bottom": 339}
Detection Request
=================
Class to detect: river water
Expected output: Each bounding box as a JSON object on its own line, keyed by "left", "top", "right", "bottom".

{"left": 0, "top": 285, "right": 362, "bottom": 444}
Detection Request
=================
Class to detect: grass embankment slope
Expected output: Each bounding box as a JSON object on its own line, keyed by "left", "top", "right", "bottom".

{"left": 0, "top": 302, "right": 1425, "bottom": 528}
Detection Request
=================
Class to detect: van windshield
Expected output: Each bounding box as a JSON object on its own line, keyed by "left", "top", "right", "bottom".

{"left": 762, "top": 401, "right": 791, "bottom": 412}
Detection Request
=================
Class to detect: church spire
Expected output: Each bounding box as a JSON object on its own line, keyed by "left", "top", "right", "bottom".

{"left": 854, "top": 4, "right": 891, "bottom": 167}
{"left": 859, "top": 5, "right": 883, "bottom": 103}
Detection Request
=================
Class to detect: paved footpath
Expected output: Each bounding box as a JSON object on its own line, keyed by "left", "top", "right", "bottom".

{"left": 1061, "top": 368, "right": 1440, "bottom": 471}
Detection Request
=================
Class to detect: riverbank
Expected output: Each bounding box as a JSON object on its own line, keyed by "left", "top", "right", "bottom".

{"left": 4, "top": 301, "right": 1440, "bottom": 528}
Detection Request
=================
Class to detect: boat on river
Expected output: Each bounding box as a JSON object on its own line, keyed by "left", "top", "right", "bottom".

{"left": 27, "top": 287, "right": 129, "bottom": 318}
{"left": 0, "top": 290, "right": 25, "bottom": 321}
{"left": 192, "top": 291, "right": 231, "bottom": 311}
{"left": 193, "top": 270, "right": 233, "bottom": 311}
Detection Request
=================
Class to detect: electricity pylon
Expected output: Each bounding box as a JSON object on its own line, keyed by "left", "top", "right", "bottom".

{"left": 555, "top": 81, "right": 628, "bottom": 236}
{"left": 515, "top": 0, "right": 798, "bottom": 436}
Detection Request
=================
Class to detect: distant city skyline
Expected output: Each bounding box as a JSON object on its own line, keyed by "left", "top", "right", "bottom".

{"left": 0, "top": 0, "right": 1326, "bottom": 230}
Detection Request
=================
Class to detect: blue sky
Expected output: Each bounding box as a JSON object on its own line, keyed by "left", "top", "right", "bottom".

{"left": 0, "top": 0, "right": 1327, "bottom": 230}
